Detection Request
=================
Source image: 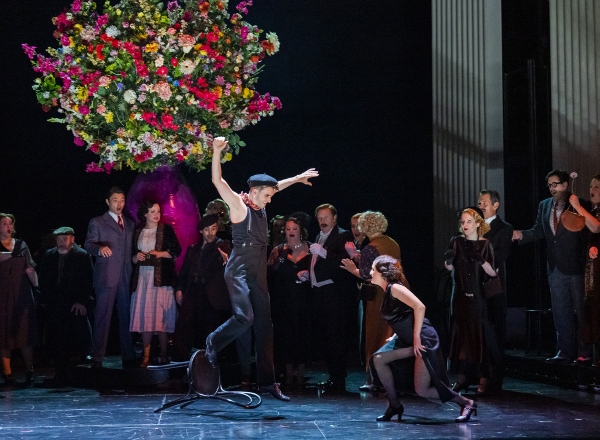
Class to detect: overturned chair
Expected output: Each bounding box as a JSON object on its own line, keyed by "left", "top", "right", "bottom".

{"left": 150, "top": 349, "right": 262, "bottom": 412}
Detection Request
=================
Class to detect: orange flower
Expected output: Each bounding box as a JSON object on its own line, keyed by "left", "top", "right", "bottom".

{"left": 199, "top": 2, "right": 209, "bottom": 13}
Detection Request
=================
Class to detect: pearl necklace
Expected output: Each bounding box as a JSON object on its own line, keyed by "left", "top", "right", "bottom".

{"left": 290, "top": 242, "right": 304, "bottom": 250}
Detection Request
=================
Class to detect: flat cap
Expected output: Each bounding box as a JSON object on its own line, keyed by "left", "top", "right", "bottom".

{"left": 53, "top": 226, "right": 75, "bottom": 236}
{"left": 247, "top": 173, "right": 278, "bottom": 189}
{"left": 198, "top": 214, "right": 219, "bottom": 230}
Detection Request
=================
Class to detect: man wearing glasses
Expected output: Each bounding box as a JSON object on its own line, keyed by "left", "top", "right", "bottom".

{"left": 513, "top": 170, "right": 591, "bottom": 365}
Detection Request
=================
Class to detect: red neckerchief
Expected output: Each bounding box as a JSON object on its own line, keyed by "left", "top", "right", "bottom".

{"left": 240, "top": 192, "right": 261, "bottom": 211}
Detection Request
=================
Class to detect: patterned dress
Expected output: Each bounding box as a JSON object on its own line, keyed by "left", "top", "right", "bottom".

{"left": 130, "top": 227, "right": 177, "bottom": 333}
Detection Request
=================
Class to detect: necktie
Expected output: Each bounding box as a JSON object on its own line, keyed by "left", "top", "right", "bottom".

{"left": 118, "top": 215, "right": 124, "bottom": 231}
{"left": 552, "top": 202, "right": 558, "bottom": 234}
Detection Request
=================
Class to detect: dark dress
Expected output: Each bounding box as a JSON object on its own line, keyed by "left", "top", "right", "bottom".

{"left": 583, "top": 207, "right": 600, "bottom": 344}
{"left": 371, "top": 282, "right": 457, "bottom": 402}
{"left": 448, "top": 235, "right": 500, "bottom": 377}
{"left": 268, "top": 244, "right": 313, "bottom": 366}
{"left": 0, "top": 239, "right": 37, "bottom": 349}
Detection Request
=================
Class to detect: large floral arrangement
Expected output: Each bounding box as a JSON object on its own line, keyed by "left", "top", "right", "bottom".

{"left": 22, "top": 0, "right": 281, "bottom": 172}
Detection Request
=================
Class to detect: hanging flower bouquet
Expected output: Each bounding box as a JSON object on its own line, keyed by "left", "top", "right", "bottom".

{"left": 22, "top": 0, "right": 281, "bottom": 172}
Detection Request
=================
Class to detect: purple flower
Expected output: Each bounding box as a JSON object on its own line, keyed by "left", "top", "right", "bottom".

{"left": 21, "top": 44, "right": 36, "bottom": 60}
{"left": 117, "top": 83, "right": 124, "bottom": 91}
{"left": 215, "top": 75, "right": 225, "bottom": 85}
{"left": 167, "top": 0, "right": 179, "bottom": 11}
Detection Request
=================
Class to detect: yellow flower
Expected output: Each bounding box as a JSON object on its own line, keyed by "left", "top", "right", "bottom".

{"left": 242, "top": 87, "right": 252, "bottom": 99}
{"left": 191, "top": 142, "right": 202, "bottom": 154}
{"left": 200, "top": 125, "right": 206, "bottom": 132}
{"left": 224, "top": 153, "right": 232, "bottom": 162}
{"left": 137, "top": 12, "right": 144, "bottom": 18}
{"left": 116, "top": 9, "right": 122, "bottom": 15}
{"left": 137, "top": 32, "right": 148, "bottom": 40}
{"left": 73, "top": 24, "right": 82, "bottom": 34}
{"left": 69, "top": 37, "right": 75, "bottom": 48}
{"left": 105, "top": 112, "right": 114, "bottom": 123}
{"left": 77, "top": 45, "right": 85, "bottom": 53}
{"left": 145, "top": 43, "right": 159, "bottom": 52}
{"left": 76, "top": 86, "right": 88, "bottom": 101}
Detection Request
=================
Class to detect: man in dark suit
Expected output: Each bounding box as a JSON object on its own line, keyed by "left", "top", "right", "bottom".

{"left": 478, "top": 189, "right": 513, "bottom": 392}
{"left": 173, "top": 214, "right": 232, "bottom": 361}
{"left": 513, "top": 170, "right": 591, "bottom": 364}
{"left": 84, "top": 187, "right": 136, "bottom": 368}
{"left": 39, "top": 227, "right": 94, "bottom": 382}
{"left": 310, "top": 204, "right": 357, "bottom": 392}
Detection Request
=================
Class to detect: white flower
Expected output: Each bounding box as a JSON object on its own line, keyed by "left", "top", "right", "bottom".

{"left": 570, "top": 172, "right": 578, "bottom": 179}
{"left": 123, "top": 89, "right": 137, "bottom": 104}
{"left": 155, "top": 55, "right": 164, "bottom": 67}
{"left": 179, "top": 59, "right": 196, "bottom": 75}
{"left": 105, "top": 26, "right": 121, "bottom": 38}
{"left": 266, "top": 32, "right": 280, "bottom": 53}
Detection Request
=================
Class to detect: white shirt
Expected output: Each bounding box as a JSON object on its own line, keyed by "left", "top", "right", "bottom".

{"left": 485, "top": 215, "right": 496, "bottom": 225}
{"left": 310, "top": 229, "right": 333, "bottom": 287}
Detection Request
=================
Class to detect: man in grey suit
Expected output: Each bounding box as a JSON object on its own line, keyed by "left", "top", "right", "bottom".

{"left": 513, "top": 170, "right": 591, "bottom": 364}
{"left": 84, "top": 187, "right": 136, "bottom": 368}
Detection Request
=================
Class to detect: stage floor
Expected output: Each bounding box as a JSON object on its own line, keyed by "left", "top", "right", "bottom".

{"left": 1, "top": 362, "right": 599, "bottom": 439}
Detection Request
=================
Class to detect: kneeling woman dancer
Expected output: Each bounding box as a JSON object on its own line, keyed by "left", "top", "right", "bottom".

{"left": 369, "top": 255, "right": 477, "bottom": 423}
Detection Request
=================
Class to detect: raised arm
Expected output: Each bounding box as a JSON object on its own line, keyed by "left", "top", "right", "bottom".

{"left": 211, "top": 137, "right": 247, "bottom": 222}
{"left": 276, "top": 168, "right": 319, "bottom": 192}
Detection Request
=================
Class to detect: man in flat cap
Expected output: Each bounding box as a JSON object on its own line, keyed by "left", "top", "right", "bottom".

{"left": 173, "top": 214, "right": 232, "bottom": 362}
{"left": 38, "top": 227, "right": 94, "bottom": 383}
{"left": 205, "top": 137, "right": 318, "bottom": 401}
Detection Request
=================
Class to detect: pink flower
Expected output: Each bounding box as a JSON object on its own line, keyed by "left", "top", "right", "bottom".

{"left": 79, "top": 105, "right": 90, "bottom": 115}
{"left": 21, "top": 44, "right": 37, "bottom": 60}
{"left": 74, "top": 137, "right": 85, "bottom": 146}
{"left": 97, "top": 105, "right": 106, "bottom": 114}
{"left": 61, "top": 35, "right": 70, "bottom": 46}
{"left": 154, "top": 81, "right": 172, "bottom": 100}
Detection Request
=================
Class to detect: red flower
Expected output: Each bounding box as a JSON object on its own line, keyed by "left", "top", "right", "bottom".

{"left": 170, "top": 58, "right": 178, "bottom": 67}
{"left": 157, "top": 66, "right": 168, "bottom": 76}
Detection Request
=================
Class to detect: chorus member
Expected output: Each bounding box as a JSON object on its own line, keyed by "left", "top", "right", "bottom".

{"left": 569, "top": 174, "right": 600, "bottom": 365}
{"left": 130, "top": 201, "right": 181, "bottom": 367}
{"left": 268, "top": 215, "right": 286, "bottom": 257}
{"left": 478, "top": 189, "right": 513, "bottom": 393}
{"left": 0, "top": 213, "right": 39, "bottom": 386}
{"left": 445, "top": 207, "right": 500, "bottom": 395}
{"left": 341, "top": 211, "right": 399, "bottom": 391}
{"left": 173, "top": 214, "right": 232, "bottom": 361}
{"left": 205, "top": 136, "right": 318, "bottom": 401}
{"left": 38, "top": 227, "right": 94, "bottom": 382}
{"left": 370, "top": 256, "right": 477, "bottom": 423}
{"left": 205, "top": 198, "right": 232, "bottom": 241}
{"left": 267, "top": 212, "right": 312, "bottom": 387}
{"left": 310, "top": 204, "right": 357, "bottom": 392}
{"left": 84, "top": 187, "right": 137, "bottom": 368}
{"left": 513, "top": 170, "right": 591, "bottom": 364}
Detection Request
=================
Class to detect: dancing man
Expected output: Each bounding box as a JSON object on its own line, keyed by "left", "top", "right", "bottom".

{"left": 205, "top": 137, "right": 318, "bottom": 401}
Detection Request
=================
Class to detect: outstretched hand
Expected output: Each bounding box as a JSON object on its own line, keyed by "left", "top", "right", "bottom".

{"left": 296, "top": 168, "right": 319, "bottom": 186}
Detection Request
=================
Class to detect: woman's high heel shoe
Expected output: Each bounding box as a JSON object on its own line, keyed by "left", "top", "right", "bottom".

{"left": 376, "top": 403, "right": 404, "bottom": 422}
{"left": 455, "top": 402, "right": 478, "bottom": 423}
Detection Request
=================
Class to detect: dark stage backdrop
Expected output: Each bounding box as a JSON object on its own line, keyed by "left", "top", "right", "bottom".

{"left": 1, "top": 1, "right": 433, "bottom": 295}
